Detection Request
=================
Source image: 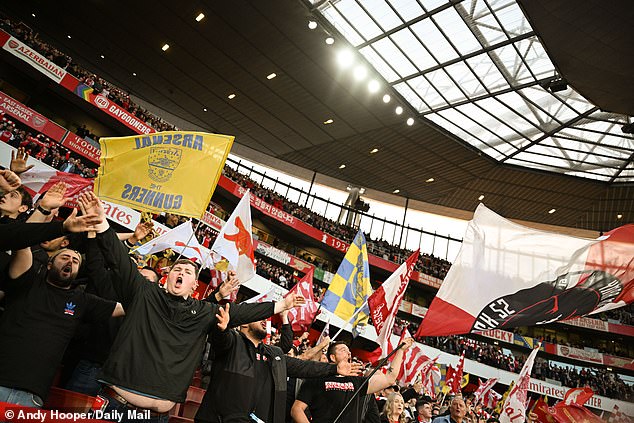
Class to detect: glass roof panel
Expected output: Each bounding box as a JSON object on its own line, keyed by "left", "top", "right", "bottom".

{"left": 444, "top": 61, "right": 486, "bottom": 98}
{"left": 410, "top": 19, "right": 459, "bottom": 63}
{"left": 425, "top": 68, "right": 467, "bottom": 103}
{"left": 359, "top": 46, "right": 400, "bottom": 82}
{"left": 321, "top": 4, "right": 365, "bottom": 46}
{"left": 432, "top": 7, "right": 482, "bottom": 55}
{"left": 387, "top": 0, "right": 424, "bottom": 22}
{"left": 371, "top": 37, "right": 418, "bottom": 78}
{"left": 314, "top": 0, "right": 634, "bottom": 182}
{"left": 391, "top": 28, "right": 437, "bottom": 71}
{"left": 334, "top": 0, "right": 383, "bottom": 41}
{"left": 408, "top": 75, "right": 448, "bottom": 109}
{"left": 394, "top": 82, "right": 428, "bottom": 112}
{"left": 363, "top": 0, "right": 404, "bottom": 32}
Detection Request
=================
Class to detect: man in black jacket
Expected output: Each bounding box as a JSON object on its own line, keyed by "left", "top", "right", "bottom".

{"left": 79, "top": 192, "right": 305, "bottom": 420}
{"left": 195, "top": 305, "right": 363, "bottom": 423}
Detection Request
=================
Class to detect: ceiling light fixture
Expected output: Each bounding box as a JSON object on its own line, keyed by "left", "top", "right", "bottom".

{"left": 228, "top": 93, "right": 236, "bottom": 99}
{"left": 67, "top": 35, "right": 71, "bottom": 39}
{"left": 393, "top": 189, "right": 400, "bottom": 194}
{"left": 478, "top": 195, "right": 485, "bottom": 201}
{"left": 267, "top": 73, "right": 277, "bottom": 80}
{"left": 339, "top": 164, "right": 346, "bottom": 169}
{"left": 323, "top": 119, "right": 334, "bottom": 125}
{"left": 425, "top": 178, "right": 435, "bottom": 183}
{"left": 406, "top": 118, "right": 414, "bottom": 126}
{"left": 195, "top": 13, "right": 205, "bottom": 22}
{"left": 382, "top": 94, "right": 391, "bottom": 103}
{"left": 132, "top": 72, "right": 137, "bottom": 77}
{"left": 370, "top": 148, "right": 379, "bottom": 154}
{"left": 100, "top": 55, "right": 105, "bottom": 59}
{"left": 162, "top": 44, "right": 170, "bottom": 51}
{"left": 617, "top": 214, "right": 623, "bottom": 219}
{"left": 31, "top": 13, "right": 36, "bottom": 18}
{"left": 395, "top": 106, "right": 403, "bottom": 115}
{"left": 548, "top": 208, "right": 556, "bottom": 214}
{"left": 336, "top": 49, "right": 354, "bottom": 69}
{"left": 203, "top": 107, "right": 208, "bottom": 112}
{"left": 325, "top": 37, "right": 334, "bottom": 45}
{"left": 353, "top": 65, "right": 367, "bottom": 81}
{"left": 368, "top": 80, "right": 380, "bottom": 93}
{"left": 308, "top": 20, "right": 318, "bottom": 30}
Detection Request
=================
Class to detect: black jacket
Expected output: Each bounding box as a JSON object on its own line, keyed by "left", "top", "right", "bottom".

{"left": 196, "top": 329, "right": 339, "bottom": 423}
{"left": 95, "top": 227, "right": 275, "bottom": 402}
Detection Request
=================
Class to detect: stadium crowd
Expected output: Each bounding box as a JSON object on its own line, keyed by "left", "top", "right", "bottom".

{"left": 0, "top": 13, "right": 632, "bottom": 421}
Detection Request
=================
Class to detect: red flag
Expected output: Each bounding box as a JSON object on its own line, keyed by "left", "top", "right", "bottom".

{"left": 417, "top": 205, "right": 634, "bottom": 337}
{"left": 551, "top": 403, "right": 605, "bottom": 423}
{"left": 446, "top": 352, "right": 465, "bottom": 394}
{"left": 285, "top": 269, "right": 319, "bottom": 332}
{"left": 368, "top": 250, "right": 419, "bottom": 356}
{"left": 533, "top": 397, "right": 557, "bottom": 423}
{"left": 562, "top": 387, "right": 594, "bottom": 407}
{"left": 483, "top": 389, "right": 502, "bottom": 410}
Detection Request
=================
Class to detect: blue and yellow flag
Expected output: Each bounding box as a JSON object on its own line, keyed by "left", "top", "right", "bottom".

{"left": 321, "top": 230, "right": 373, "bottom": 336}
{"left": 95, "top": 131, "right": 233, "bottom": 218}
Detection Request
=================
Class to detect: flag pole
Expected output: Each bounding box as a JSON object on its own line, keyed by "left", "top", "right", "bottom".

{"left": 330, "top": 299, "right": 368, "bottom": 342}
{"left": 333, "top": 342, "right": 406, "bottom": 423}
{"left": 174, "top": 219, "right": 204, "bottom": 262}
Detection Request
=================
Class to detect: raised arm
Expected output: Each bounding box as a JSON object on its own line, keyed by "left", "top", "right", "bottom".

{"left": 367, "top": 337, "right": 414, "bottom": 394}
{"left": 79, "top": 192, "right": 145, "bottom": 307}
{"left": 26, "top": 182, "right": 67, "bottom": 223}
{"left": 278, "top": 310, "right": 294, "bottom": 354}
{"left": 8, "top": 247, "right": 32, "bottom": 280}
{"left": 226, "top": 292, "right": 306, "bottom": 328}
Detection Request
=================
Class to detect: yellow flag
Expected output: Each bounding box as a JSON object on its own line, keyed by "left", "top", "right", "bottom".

{"left": 95, "top": 131, "right": 233, "bottom": 218}
{"left": 461, "top": 373, "right": 469, "bottom": 388}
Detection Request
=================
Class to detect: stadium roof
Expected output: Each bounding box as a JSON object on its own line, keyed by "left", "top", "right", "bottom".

{"left": 2, "top": 0, "right": 633, "bottom": 232}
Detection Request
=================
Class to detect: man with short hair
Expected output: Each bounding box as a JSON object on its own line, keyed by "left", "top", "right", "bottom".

{"left": 432, "top": 397, "right": 467, "bottom": 423}
{"left": 0, "top": 237, "right": 124, "bottom": 407}
{"left": 79, "top": 192, "right": 305, "bottom": 420}
{"left": 416, "top": 399, "right": 433, "bottom": 423}
{"left": 195, "top": 312, "right": 363, "bottom": 423}
{"left": 0, "top": 185, "right": 32, "bottom": 221}
{"left": 291, "top": 338, "right": 413, "bottom": 423}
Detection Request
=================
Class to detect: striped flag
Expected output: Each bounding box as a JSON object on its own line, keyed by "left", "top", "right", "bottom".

{"left": 474, "top": 378, "right": 499, "bottom": 405}
{"left": 321, "top": 230, "right": 373, "bottom": 336}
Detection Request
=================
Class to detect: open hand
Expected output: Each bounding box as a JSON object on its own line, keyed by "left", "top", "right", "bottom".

{"left": 10, "top": 147, "right": 34, "bottom": 175}
{"left": 78, "top": 191, "right": 105, "bottom": 221}
{"left": 337, "top": 360, "right": 364, "bottom": 377}
{"left": 283, "top": 293, "right": 306, "bottom": 310}
{"left": 39, "top": 182, "right": 68, "bottom": 210}
{"left": 219, "top": 270, "right": 240, "bottom": 298}
{"left": 131, "top": 221, "right": 154, "bottom": 243}
{"left": 0, "top": 169, "right": 21, "bottom": 192}
{"left": 215, "top": 303, "right": 230, "bottom": 331}
{"left": 62, "top": 208, "right": 103, "bottom": 233}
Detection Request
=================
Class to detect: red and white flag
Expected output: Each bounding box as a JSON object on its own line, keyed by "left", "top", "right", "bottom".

{"left": 368, "top": 250, "right": 419, "bottom": 357}
{"left": 211, "top": 190, "right": 256, "bottom": 283}
{"left": 445, "top": 351, "right": 465, "bottom": 395}
{"left": 399, "top": 329, "right": 432, "bottom": 386}
{"left": 608, "top": 405, "right": 632, "bottom": 423}
{"left": 483, "top": 389, "right": 502, "bottom": 409}
{"left": 499, "top": 345, "right": 540, "bottom": 423}
{"left": 19, "top": 168, "right": 93, "bottom": 205}
{"left": 417, "top": 204, "right": 634, "bottom": 337}
{"left": 286, "top": 269, "right": 319, "bottom": 332}
{"left": 135, "top": 221, "right": 213, "bottom": 268}
{"left": 474, "top": 377, "right": 499, "bottom": 405}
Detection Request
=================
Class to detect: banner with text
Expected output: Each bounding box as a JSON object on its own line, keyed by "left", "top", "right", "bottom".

{"left": 96, "top": 131, "right": 233, "bottom": 218}
{"left": 0, "top": 33, "right": 67, "bottom": 83}
{"left": 0, "top": 91, "right": 66, "bottom": 141}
